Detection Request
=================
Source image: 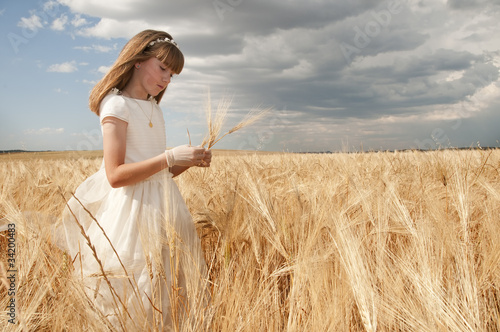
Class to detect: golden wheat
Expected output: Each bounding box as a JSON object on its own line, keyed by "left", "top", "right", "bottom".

{"left": 0, "top": 149, "right": 499, "bottom": 331}
{"left": 199, "top": 92, "right": 269, "bottom": 150}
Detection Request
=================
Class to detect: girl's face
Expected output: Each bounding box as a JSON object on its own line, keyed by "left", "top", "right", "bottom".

{"left": 135, "top": 57, "right": 175, "bottom": 97}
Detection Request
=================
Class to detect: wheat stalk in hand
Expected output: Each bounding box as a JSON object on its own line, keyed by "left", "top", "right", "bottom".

{"left": 200, "top": 92, "right": 269, "bottom": 149}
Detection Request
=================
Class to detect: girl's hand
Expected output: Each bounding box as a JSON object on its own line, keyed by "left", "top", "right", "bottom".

{"left": 197, "top": 149, "right": 212, "bottom": 167}
{"left": 165, "top": 145, "right": 207, "bottom": 167}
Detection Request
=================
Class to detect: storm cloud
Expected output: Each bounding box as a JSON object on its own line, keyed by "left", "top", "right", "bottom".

{"left": 58, "top": 0, "right": 500, "bottom": 151}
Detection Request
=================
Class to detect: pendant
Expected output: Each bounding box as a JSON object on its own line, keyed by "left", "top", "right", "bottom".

{"left": 149, "top": 121, "right": 153, "bottom": 128}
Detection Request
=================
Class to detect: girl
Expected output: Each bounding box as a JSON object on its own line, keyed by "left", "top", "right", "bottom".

{"left": 60, "top": 30, "right": 211, "bottom": 330}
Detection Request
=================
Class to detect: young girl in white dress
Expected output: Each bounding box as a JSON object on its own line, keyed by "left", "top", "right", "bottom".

{"left": 60, "top": 30, "right": 211, "bottom": 330}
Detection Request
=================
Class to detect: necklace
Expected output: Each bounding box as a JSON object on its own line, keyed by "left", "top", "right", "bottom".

{"left": 130, "top": 98, "right": 154, "bottom": 128}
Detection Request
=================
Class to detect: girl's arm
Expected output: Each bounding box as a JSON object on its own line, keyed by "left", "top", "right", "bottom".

{"left": 170, "top": 165, "right": 190, "bottom": 177}
{"left": 102, "top": 117, "right": 212, "bottom": 187}
{"left": 102, "top": 117, "right": 168, "bottom": 188}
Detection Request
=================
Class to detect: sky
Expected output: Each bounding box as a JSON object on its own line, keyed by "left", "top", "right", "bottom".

{"left": 1, "top": 0, "right": 499, "bottom": 152}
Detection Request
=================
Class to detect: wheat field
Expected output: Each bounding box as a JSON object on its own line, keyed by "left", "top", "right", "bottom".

{"left": 1, "top": 149, "right": 500, "bottom": 331}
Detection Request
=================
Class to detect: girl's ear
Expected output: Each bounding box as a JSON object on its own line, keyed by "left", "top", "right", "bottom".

{"left": 135, "top": 63, "right": 141, "bottom": 69}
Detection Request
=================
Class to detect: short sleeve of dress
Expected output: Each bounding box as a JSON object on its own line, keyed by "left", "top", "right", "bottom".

{"left": 99, "top": 93, "right": 130, "bottom": 124}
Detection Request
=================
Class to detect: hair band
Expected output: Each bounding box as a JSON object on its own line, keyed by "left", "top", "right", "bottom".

{"left": 149, "top": 37, "right": 179, "bottom": 49}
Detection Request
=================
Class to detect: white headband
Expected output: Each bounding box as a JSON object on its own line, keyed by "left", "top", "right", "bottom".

{"left": 149, "top": 37, "right": 179, "bottom": 49}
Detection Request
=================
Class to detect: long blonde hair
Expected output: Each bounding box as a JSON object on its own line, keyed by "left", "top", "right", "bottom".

{"left": 89, "top": 30, "right": 184, "bottom": 115}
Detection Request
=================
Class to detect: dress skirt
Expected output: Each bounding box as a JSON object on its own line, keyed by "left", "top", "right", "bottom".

{"left": 60, "top": 167, "right": 208, "bottom": 330}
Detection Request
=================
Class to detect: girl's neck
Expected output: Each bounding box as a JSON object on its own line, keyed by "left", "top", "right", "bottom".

{"left": 121, "top": 86, "right": 148, "bottom": 100}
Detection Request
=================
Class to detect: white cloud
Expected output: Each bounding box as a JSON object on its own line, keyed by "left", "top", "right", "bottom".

{"left": 24, "top": 128, "right": 65, "bottom": 135}
{"left": 82, "top": 79, "right": 98, "bottom": 85}
{"left": 47, "top": 61, "right": 78, "bottom": 73}
{"left": 43, "top": 1, "right": 60, "bottom": 14}
{"left": 97, "top": 65, "right": 110, "bottom": 74}
{"left": 71, "top": 14, "right": 88, "bottom": 27}
{"left": 51, "top": 14, "right": 68, "bottom": 31}
{"left": 0, "top": 8, "right": 5, "bottom": 16}
{"left": 77, "top": 18, "right": 152, "bottom": 39}
{"left": 54, "top": 88, "right": 69, "bottom": 94}
{"left": 17, "top": 14, "right": 44, "bottom": 31}
{"left": 58, "top": 0, "right": 134, "bottom": 18}
{"left": 74, "top": 44, "right": 116, "bottom": 53}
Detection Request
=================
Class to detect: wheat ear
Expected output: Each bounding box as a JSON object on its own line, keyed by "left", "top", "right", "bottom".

{"left": 201, "top": 94, "right": 231, "bottom": 149}
{"left": 209, "top": 107, "right": 270, "bottom": 149}
{"left": 200, "top": 90, "right": 270, "bottom": 149}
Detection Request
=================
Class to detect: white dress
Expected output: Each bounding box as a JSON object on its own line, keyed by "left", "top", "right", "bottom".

{"left": 60, "top": 89, "right": 208, "bottom": 330}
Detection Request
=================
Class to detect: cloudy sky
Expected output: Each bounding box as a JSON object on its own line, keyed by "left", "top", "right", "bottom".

{"left": 1, "top": 0, "right": 499, "bottom": 152}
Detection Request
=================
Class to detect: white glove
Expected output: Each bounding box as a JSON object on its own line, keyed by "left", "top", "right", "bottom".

{"left": 165, "top": 145, "right": 206, "bottom": 167}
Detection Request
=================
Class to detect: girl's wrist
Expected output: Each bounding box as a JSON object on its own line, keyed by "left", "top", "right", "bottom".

{"left": 164, "top": 149, "right": 174, "bottom": 167}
